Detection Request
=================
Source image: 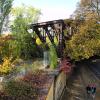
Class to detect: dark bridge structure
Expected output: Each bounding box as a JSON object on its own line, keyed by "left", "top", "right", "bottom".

{"left": 29, "top": 19, "right": 72, "bottom": 57}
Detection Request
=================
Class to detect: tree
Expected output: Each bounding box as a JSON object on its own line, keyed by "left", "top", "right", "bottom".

{"left": 49, "top": 45, "right": 58, "bottom": 69}
{"left": 73, "top": 0, "right": 100, "bottom": 20}
{"left": 10, "top": 5, "right": 41, "bottom": 59}
{"left": 0, "top": 0, "right": 13, "bottom": 34}
{"left": 11, "top": 5, "right": 41, "bottom": 24}
{"left": 65, "top": 19, "right": 100, "bottom": 61}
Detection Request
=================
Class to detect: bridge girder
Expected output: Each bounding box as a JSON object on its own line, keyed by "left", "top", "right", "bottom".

{"left": 29, "top": 19, "right": 66, "bottom": 57}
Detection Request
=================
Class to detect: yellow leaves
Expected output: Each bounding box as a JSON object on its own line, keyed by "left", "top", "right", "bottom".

{"left": 65, "top": 21, "right": 100, "bottom": 61}
{"left": 46, "top": 36, "right": 51, "bottom": 45}
{"left": 36, "top": 38, "right": 42, "bottom": 45}
{"left": 0, "top": 57, "right": 13, "bottom": 75}
{"left": 36, "top": 35, "right": 58, "bottom": 46}
{"left": 54, "top": 37, "right": 58, "bottom": 46}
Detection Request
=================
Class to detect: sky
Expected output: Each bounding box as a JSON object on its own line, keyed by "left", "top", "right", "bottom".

{"left": 13, "top": 0, "right": 80, "bottom": 22}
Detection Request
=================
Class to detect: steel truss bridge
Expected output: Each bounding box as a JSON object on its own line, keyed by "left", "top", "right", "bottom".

{"left": 29, "top": 19, "right": 73, "bottom": 57}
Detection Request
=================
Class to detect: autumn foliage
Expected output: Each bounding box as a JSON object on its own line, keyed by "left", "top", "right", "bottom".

{"left": 65, "top": 19, "right": 100, "bottom": 61}
{"left": 59, "top": 58, "right": 72, "bottom": 74}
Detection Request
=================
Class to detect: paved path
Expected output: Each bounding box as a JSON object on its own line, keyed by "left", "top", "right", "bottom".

{"left": 60, "top": 64, "right": 100, "bottom": 100}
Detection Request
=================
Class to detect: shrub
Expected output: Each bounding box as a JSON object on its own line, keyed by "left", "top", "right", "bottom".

{"left": 0, "top": 57, "right": 13, "bottom": 75}
{"left": 4, "top": 80, "right": 38, "bottom": 99}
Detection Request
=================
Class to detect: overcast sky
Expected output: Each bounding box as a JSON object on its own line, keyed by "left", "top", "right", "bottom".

{"left": 13, "top": 0, "right": 79, "bottom": 22}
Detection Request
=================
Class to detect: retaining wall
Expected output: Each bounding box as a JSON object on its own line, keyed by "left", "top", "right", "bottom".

{"left": 46, "top": 72, "right": 67, "bottom": 100}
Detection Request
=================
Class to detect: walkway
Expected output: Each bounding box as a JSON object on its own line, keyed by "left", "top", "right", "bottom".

{"left": 60, "top": 64, "right": 100, "bottom": 100}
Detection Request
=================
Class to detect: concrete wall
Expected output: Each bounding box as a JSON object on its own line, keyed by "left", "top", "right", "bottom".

{"left": 46, "top": 72, "right": 67, "bottom": 100}
{"left": 46, "top": 80, "right": 54, "bottom": 100}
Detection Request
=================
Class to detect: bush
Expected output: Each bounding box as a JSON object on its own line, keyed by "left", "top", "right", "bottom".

{"left": 4, "top": 80, "right": 38, "bottom": 100}
{"left": 0, "top": 57, "right": 13, "bottom": 75}
{"left": 0, "top": 35, "right": 13, "bottom": 60}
